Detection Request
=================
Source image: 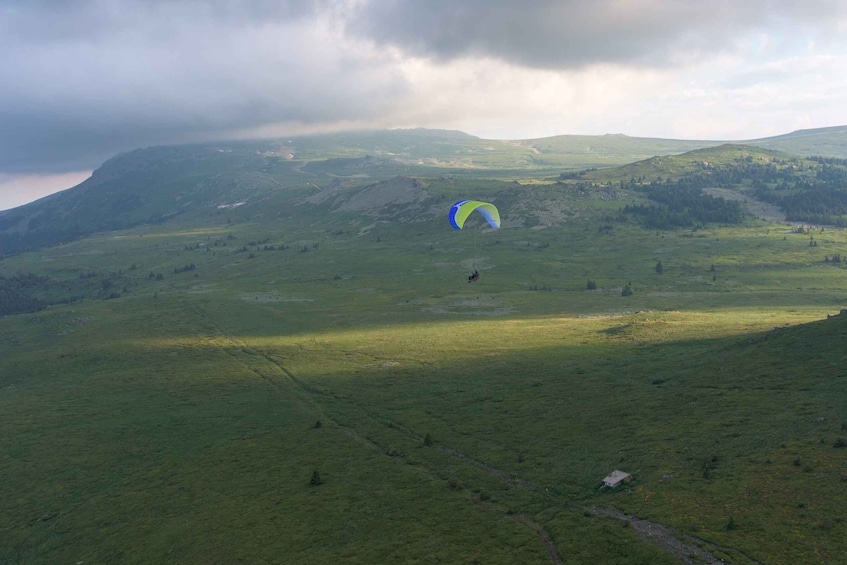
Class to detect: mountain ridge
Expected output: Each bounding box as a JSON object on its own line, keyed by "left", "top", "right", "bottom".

{"left": 3, "top": 126, "right": 847, "bottom": 256}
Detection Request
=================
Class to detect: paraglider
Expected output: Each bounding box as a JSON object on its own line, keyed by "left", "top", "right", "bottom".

{"left": 449, "top": 200, "right": 499, "bottom": 282}
{"left": 448, "top": 200, "right": 500, "bottom": 230}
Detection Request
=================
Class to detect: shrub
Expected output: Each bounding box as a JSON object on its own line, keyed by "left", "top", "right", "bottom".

{"left": 820, "top": 518, "right": 833, "bottom": 531}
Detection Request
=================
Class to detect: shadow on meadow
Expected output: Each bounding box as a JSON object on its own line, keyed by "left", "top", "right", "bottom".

{"left": 2, "top": 287, "right": 846, "bottom": 564}
{"left": 137, "top": 303, "right": 847, "bottom": 562}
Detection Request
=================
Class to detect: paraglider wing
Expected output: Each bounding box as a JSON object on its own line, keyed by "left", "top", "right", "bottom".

{"left": 448, "top": 200, "right": 500, "bottom": 230}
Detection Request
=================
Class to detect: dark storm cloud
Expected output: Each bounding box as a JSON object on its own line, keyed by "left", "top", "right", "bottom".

{"left": 0, "top": 0, "right": 403, "bottom": 173}
{"left": 347, "top": 0, "right": 847, "bottom": 69}
{"left": 2, "top": 0, "right": 320, "bottom": 44}
{"left": 3, "top": 0, "right": 846, "bottom": 176}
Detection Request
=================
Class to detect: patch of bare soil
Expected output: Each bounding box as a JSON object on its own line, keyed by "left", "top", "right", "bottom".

{"left": 703, "top": 187, "right": 785, "bottom": 223}
{"left": 412, "top": 294, "right": 515, "bottom": 316}
{"left": 303, "top": 179, "right": 355, "bottom": 205}
{"left": 237, "top": 292, "right": 313, "bottom": 302}
{"left": 589, "top": 506, "right": 734, "bottom": 564}
{"left": 336, "top": 176, "right": 429, "bottom": 214}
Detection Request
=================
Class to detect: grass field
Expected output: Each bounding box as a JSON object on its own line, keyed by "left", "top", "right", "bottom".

{"left": 2, "top": 183, "right": 847, "bottom": 563}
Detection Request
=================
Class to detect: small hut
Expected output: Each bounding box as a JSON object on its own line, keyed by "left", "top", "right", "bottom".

{"left": 602, "top": 470, "right": 633, "bottom": 488}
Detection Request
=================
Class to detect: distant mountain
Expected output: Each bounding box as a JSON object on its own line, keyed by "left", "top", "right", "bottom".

{"left": 577, "top": 143, "right": 805, "bottom": 184}
{"left": 516, "top": 125, "right": 847, "bottom": 164}
{"left": 0, "top": 141, "right": 298, "bottom": 254}
{"left": 743, "top": 125, "right": 847, "bottom": 157}
{"left": 570, "top": 143, "right": 847, "bottom": 228}
{"left": 4, "top": 126, "right": 847, "bottom": 256}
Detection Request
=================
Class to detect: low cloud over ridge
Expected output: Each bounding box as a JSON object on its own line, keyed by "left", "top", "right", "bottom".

{"left": 3, "top": 0, "right": 847, "bottom": 182}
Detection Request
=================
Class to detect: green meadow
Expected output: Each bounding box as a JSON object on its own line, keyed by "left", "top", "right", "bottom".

{"left": 3, "top": 143, "right": 847, "bottom": 563}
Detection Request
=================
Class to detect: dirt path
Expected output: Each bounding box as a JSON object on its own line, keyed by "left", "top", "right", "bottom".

{"left": 185, "top": 299, "right": 733, "bottom": 565}
{"left": 267, "top": 353, "right": 730, "bottom": 564}
{"left": 290, "top": 160, "right": 316, "bottom": 176}
{"left": 588, "top": 506, "right": 731, "bottom": 564}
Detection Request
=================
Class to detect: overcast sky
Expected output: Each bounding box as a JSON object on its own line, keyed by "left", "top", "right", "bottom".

{"left": 3, "top": 0, "right": 847, "bottom": 210}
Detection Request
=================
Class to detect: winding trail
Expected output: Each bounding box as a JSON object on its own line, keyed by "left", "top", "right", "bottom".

{"left": 183, "top": 297, "right": 740, "bottom": 565}
{"left": 589, "top": 507, "right": 729, "bottom": 565}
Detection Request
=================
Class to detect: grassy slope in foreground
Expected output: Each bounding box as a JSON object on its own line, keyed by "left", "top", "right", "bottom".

{"left": 3, "top": 290, "right": 845, "bottom": 563}
{"left": 2, "top": 186, "right": 847, "bottom": 563}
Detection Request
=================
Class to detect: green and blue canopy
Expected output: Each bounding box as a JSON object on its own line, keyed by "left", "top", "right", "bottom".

{"left": 448, "top": 200, "right": 500, "bottom": 230}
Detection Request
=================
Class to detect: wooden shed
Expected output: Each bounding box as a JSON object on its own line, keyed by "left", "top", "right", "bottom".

{"left": 602, "top": 470, "right": 633, "bottom": 488}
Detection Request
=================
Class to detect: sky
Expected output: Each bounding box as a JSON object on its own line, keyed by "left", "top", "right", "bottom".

{"left": 3, "top": 0, "right": 847, "bottom": 210}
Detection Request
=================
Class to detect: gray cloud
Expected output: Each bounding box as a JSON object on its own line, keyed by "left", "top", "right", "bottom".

{"left": 2, "top": 0, "right": 847, "bottom": 177}
{"left": 347, "top": 0, "right": 847, "bottom": 69}
{"left": 0, "top": 0, "right": 403, "bottom": 173}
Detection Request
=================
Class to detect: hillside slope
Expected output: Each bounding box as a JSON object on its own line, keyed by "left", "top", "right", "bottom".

{"left": 746, "top": 124, "right": 847, "bottom": 157}
{"left": 5, "top": 126, "right": 847, "bottom": 256}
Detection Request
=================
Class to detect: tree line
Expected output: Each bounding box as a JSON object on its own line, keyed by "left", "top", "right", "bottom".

{"left": 0, "top": 267, "right": 144, "bottom": 317}
{"left": 611, "top": 155, "right": 847, "bottom": 228}
{"left": 623, "top": 180, "right": 745, "bottom": 229}
{"left": 0, "top": 273, "right": 50, "bottom": 316}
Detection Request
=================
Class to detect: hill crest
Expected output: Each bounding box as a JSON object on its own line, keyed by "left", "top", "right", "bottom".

{"left": 4, "top": 125, "right": 847, "bottom": 255}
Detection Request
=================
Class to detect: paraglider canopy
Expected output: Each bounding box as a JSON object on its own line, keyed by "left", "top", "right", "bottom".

{"left": 449, "top": 200, "right": 500, "bottom": 230}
